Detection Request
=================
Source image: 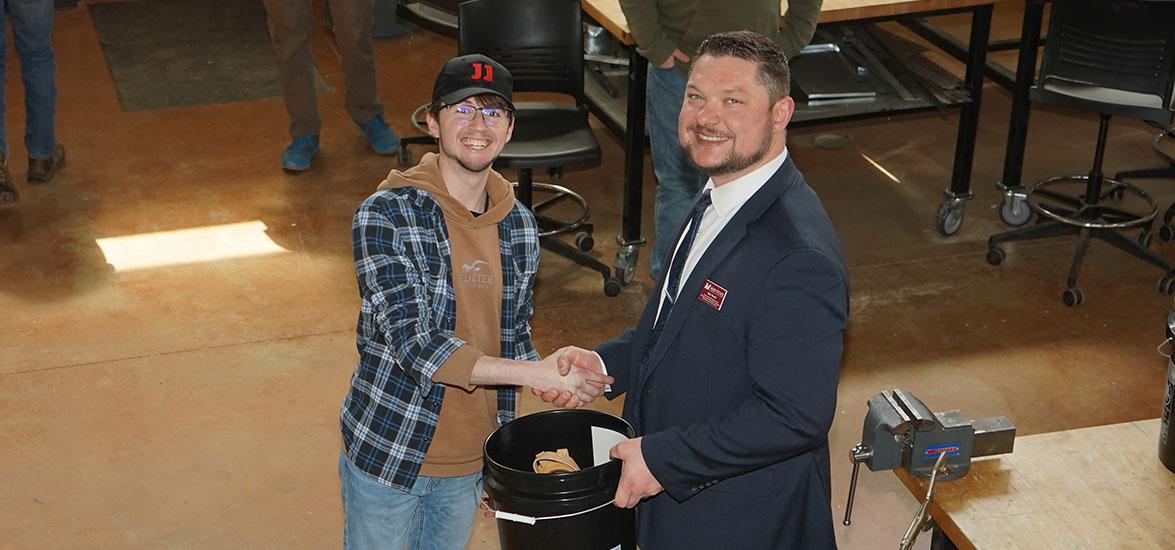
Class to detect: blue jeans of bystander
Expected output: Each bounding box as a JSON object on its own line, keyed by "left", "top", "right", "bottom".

{"left": 0, "top": 0, "right": 57, "bottom": 160}
{"left": 646, "top": 64, "right": 708, "bottom": 280}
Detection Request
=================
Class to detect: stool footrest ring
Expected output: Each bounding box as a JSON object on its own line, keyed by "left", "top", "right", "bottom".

{"left": 1026, "top": 175, "right": 1157, "bottom": 230}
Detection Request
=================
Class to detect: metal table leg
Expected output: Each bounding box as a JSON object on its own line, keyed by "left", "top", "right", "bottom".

{"left": 935, "top": 4, "right": 992, "bottom": 236}
{"left": 613, "top": 48, "right": 647, "bottom": 285}
{"left": 997, "top": 0, "right": 1047, "bottom": 227}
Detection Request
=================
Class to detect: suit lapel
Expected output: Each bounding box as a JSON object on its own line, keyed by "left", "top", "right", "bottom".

{"left": 636, "top": 158, "right": 800, "bottom": 388}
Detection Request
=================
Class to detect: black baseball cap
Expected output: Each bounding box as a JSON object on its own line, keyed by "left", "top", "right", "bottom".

{"left": 432, "top": 54, "right": 514, "bottom": 110}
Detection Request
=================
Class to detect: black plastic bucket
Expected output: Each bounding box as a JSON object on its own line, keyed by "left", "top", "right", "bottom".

{"left": 483, "top": 409, "right": 636, "bottom": 550}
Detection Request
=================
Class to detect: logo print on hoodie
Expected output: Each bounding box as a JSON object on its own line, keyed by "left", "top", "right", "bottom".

{"left": 460, "top": 259, "right": 493, "bottom": 287}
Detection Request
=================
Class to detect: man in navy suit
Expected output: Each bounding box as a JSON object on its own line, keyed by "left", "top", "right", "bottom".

{"left": 545, "top": 30, "right": 848, "bottom": 548}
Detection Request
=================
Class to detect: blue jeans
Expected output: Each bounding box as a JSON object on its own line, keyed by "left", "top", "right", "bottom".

{"left": 0, "top": 0, "right": 57, "bottom": 160}
{"left": 647, "top": 64, "right": 708, "bottom": 280}
{"left": 338, "top": 452, "right": 483, "bottom": 550}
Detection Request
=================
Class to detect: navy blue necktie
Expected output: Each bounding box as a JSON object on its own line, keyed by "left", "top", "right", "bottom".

{"left": 645, "top": 190, "right": 712, "bottom": 357}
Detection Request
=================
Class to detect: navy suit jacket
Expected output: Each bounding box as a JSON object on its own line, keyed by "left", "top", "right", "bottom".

{"left": 598, "top": 156, "right": 848, "bottom": 549}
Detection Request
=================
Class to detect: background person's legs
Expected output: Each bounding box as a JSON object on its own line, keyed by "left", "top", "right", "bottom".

{"left": 8, "top": 0, "right": 57, "bottom": 161}
{"left": 647, "top": 64, "right": 707, "bottom": 280}
{"left": 0, "top": 3, "right": 15, "bottom": 203}
{"left": 327, "top": 0, "right": 381, "bottom": 126}
{"left": 263, "top": 0, "right": 320, "bottom": 139}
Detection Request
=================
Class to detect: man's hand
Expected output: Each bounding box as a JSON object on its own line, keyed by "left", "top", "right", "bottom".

{"left": 531, "top": 386, "right": 581, "bottom": 408}
{"left": 657, "top": 48, "right": 690, "bottom": 69}
{"left": 554, "top": 346, "right": 603, "bottom": 376}
{"left": 610, "top": 437, "right": 663, "bottom": 507}
{"left": 531, "top": 346, "right": 613, "bottom": 406}
{"left": 532, "top": 346, "right": 608, "bottom": 408}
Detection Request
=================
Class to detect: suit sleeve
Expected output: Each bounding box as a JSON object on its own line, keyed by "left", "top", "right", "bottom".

{"left": 641, "top": 249, "right": 847, "bottom": 501}
{"left": 597, "top": 328, "right": 638, "bottom": 398}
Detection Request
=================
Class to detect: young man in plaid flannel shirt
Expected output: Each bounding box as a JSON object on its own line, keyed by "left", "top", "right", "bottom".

{"left": 337, "top": 54, "right": 612, "bottom": 549}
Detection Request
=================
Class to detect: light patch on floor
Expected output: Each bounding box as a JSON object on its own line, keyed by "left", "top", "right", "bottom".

{"left": 852, "top": 281, "right": 955, "bottom": 312}
{"left": 862, "top": 153, "right": 902, "bottom": 184}
{"left": 95, "top": 220, "right": 289, "bottom": 272}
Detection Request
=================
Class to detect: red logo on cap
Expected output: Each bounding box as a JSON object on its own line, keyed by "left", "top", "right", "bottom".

{"left": 471, "top": 62, "right": 494, "bottom": 83}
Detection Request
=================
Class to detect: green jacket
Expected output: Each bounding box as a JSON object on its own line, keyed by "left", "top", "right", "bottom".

{"left": 619, "top": 0, "right": 822, "bottom": 77}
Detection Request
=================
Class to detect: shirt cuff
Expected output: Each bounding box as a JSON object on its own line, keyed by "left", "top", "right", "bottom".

{"left": 592, "top": 351, "right": 612, "bottom": 393}
{"left": 431, "top": 344, "right": 485, "bottom": 391}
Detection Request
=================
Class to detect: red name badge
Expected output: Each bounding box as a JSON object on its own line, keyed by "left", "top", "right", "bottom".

{"left": 698, "top": 279, "right": 727, "bottom": 310}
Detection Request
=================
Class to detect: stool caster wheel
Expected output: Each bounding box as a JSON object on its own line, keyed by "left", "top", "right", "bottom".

{"left": 575, "top": 231, "right": 594, "bottom": 252}
{"left": 1157, "top": 275, "right": 1175, "bottom": 295}
{"left": 1107, "top": 185, "right": 1126, "bottom": 200}
{"left": 1062, "top": 287, "right": 1084, "bottom": 307}
{"left": 1138, "top": 229, "right": 1153, "bottom": 248}
{"left": 986, "top": 247, "right": 1005, "bottom": 266}
{"left": 999, "top": 197, "right": 1031, "bottom": 226}
{"left": 1161, "top": 224, "right": 1175, "bottom": 242}
{"left": 604, "top": 277, "right": 622, "bottom": 297}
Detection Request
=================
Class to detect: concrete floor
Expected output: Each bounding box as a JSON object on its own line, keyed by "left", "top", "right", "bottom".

{"left": 2, "top": 2, "right": 1172, "bottom": 549}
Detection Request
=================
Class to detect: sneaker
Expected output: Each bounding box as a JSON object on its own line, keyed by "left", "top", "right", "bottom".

{"left": 282, "top": 135, "right": 320, "bottom": 172}
{"left": 360, "top": 114, "right": 400, "bottom": 155}
{"left": 27, "top": 144, "right": 66, "bottom": 184}
{"left": 0, "top": 155, "right": 17, "bottom": 204}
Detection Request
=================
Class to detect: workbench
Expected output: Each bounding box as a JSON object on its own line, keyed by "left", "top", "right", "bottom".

{"left": 896, "top": 419, "right": 1175, "bottom": 549}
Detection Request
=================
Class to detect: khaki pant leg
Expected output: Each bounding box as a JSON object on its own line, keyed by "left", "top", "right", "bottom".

{"left": 263, "top": 0, "right": 321, "bottom": 138}
{"left": 326, "top": 0, "right": 383, "bottom": 126}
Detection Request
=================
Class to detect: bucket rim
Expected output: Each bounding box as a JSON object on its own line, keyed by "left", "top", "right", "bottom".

{"left": 483, "top": 409, "right": 634, "bottom": 478}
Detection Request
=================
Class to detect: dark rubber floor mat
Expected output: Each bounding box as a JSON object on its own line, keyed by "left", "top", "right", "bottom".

{"left": 89, "top": 0, "right": 329, "bottom": 111}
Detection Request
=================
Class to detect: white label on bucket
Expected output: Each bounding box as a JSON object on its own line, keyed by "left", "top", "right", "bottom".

{"left": 591, "top": 426, "right": 630, "bottom": 467}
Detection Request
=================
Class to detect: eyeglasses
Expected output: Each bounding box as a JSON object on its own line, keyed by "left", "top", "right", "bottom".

{"left": 446, "top": 104, "right": 511, "bottom": 127}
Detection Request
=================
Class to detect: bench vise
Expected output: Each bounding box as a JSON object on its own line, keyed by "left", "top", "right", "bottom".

{"left": 841, "top": 389, "right": 1016, "bottom": 533}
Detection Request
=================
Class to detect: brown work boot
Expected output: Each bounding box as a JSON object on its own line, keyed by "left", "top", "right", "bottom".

{"left": 27, "top": 143, "right": 66, "bottom": 184}
{"left": 0, "top": 154, "right": 18, "bottom": 205}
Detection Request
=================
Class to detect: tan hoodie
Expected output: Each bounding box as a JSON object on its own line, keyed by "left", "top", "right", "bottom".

{"left": 378, "top": 152, "right": 516, "bottom": 476}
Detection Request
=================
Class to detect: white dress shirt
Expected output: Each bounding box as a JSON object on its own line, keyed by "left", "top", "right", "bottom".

{"left": 654, "top": 148, "right": 790, "bottom": 324}
{"left": 595, "top": 148, "right": 790, "bottom": 388}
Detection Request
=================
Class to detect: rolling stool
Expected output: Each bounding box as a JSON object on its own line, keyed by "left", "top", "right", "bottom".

{"left": 986, "top": 114, "right": 1174, "bottom": 306}
{"left": 1115, "top": 124, "right": 1175, "bottom": 242}
{"left": 984, "top": 0, "right": 1175, "bottom": 307}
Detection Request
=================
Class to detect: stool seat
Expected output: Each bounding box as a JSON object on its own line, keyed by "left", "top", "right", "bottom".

{"left": 496, "top": 103, "right": 600, "bottom": 170}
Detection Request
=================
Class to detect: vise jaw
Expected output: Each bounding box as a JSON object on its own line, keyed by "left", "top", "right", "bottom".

{"left": 842, "top": 389, "right": 1015, "bottom": 529}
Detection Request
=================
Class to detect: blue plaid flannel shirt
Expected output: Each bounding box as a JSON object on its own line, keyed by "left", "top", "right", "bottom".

{"left": 340, "top": 185, "right": 540, "bottom": 491}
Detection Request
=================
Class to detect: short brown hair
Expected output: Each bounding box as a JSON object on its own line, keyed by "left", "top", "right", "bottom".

{"left": 693, "top": 31, "right": 790, "bottom": 102}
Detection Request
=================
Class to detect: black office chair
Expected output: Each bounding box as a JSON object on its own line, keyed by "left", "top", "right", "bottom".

{"left": 1115, "top": 124, "right": 1175, "bottom": 242}
{"left": 458, "top": 0, "right": 618, "bottom": 295}
{"left": 985, "top": 0, "right": 1175, "bottom": 307}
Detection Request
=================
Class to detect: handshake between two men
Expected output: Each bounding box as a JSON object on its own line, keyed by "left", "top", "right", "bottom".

{"left": 530, "top": 346, "right": 612, "bottom": 408}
